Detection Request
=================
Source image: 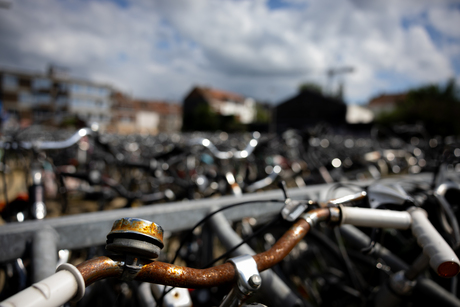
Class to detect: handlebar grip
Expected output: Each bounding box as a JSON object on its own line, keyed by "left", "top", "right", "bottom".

{"left": 340, "top": 206, "right": 412, "bottom": 229}
{"left": 410, "top": 208, "right": 460, "bottom": 278}
{"left": 0, "top": 263, "right": 85, "bottom": 307}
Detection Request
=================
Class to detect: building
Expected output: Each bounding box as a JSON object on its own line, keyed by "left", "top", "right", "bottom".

{"left": 132, "top": 99, "right": 182, "bottom": 134}
{"left": 110, "top": 92, "right": 182, "bottom": 134}
{"left": 182, "top": 86, "right": 256, "bottom": 131}
{"left": 0, "top": 67, "right": 113, "bottom": 129}
{"left": 274, "top": 89, "right": 347, "bottom": 133}
{"left": 110, "top": 91, "right": 137, "bottom": 134}
{"left": 367, "top": 93, "right": 406, "bottom": 117}
{"left": 346, "top": 105, "right": 374, "bottom": 124}
{"left": 138, "top": 100, "right": 182, "bottom": 133}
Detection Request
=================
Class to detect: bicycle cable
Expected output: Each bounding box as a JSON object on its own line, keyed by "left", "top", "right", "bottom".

{"left": 157, "top": 199, "right": 285, "bottom": 305}
{"left": 156, "top": 214, "right": 282, "bottom": 305}
{"left": 202, "top": 213, "right": 282, "bottom": 268}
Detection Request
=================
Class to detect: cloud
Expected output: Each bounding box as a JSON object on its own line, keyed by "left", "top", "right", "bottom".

{"left": 0, "top": 0, "right": 458, "bottom": 104}
{"left": 428, "top": 6, "right": 460, "bottom": 39}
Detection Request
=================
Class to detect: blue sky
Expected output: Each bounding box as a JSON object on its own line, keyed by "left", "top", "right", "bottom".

{"left": 0, "top": 0, "right": 459, "bottom": 105}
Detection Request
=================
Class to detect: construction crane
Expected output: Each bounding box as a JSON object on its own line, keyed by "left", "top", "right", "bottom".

{"left": 326, "top": 66, "right": 355, "bottom": 99}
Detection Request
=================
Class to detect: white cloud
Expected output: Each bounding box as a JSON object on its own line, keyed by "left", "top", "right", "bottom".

{"left": 0, "top": 0, "right": 458, "bottom": 104}
{"left": 429, "top": 6, "right": 460, "bottom": 39}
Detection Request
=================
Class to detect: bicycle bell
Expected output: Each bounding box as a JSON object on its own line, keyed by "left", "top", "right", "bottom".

{"left": 106, "top": 217, "right": 164, "bottom": 259}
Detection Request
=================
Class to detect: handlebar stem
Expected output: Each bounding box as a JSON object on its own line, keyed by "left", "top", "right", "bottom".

{"left": 220, "top": 255, "right": 262, "bottom": 307}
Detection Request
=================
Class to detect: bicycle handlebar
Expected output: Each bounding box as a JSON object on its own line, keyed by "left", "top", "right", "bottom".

{"left": 340, "top": 206, "right": 412, "bottom": 229}
{"left": 190, "top": 132, "right": 260, "bottom": 160}
{"left": 2, "top": 199, "right": 460, "bottom": 307}
{"left": 77, "top": 208, "right": 328, "bottom": 289}
{"left": 409, "top": 208, "right": 460, "bottom": 278}
{"left": 0, "top": 209, "right": 323, "bottom": 307}
{"left": 64, "top": 206, "right": 460, "bottom": 288}
{"left": 0, "top": 263, "right": 84, "bottom": 307}
{"left": 339, "top": 206, "right": 460, "bottom": 278}
{"left": 434, "top": 182, "right": 460, "bottom": 249}
{"left": 0, "top": 128, "right": 92, "bottom": 151}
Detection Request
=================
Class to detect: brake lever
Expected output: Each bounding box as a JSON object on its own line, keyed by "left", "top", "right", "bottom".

{"left": 278, "top": 181, "right": 315, "bottom": 222}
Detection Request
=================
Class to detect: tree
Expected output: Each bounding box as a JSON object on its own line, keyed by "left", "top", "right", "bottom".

{"left": 255, "top": 103, "right": 270, "bottom": 123}
{"left": 182, "top": 103, "right": 219, "bottom": 131}
{"left": 182, "top": 103, "right": 247, "bottom": 132}
{"left": 298, "top": 82, "right": 323, "bottom": 94}
{"left": 377, "top": 79, "right": 460, "bottom": 136}
{"left": 218, "top": 114, "right": 246, "bottom": 132}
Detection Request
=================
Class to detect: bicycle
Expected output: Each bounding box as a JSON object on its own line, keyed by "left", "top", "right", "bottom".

{"left": 1, "top": 182, "right": 459, "bottom": 307}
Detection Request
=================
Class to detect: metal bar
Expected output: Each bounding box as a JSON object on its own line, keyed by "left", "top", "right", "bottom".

{"left": 0, "top": 184, "right": 323, "bottom": 262}
{"left": 0, "top": 174, "right": 434, "bottom": 263}
{"left": 339, "top": 224, "right": 409, "bottom": 272}
{"left": 32, "top": 226, "right": 59, "bottom": 282}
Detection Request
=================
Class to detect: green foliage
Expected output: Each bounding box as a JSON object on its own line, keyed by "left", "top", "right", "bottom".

{"left": 255, "top": 103, "right": 270, "bottom": 123}
{"left": 299, "top": 82, "right": 323, "bottom": 94}
{"left": 218, "top": 115, "right": 246, "bottom": 132}
{"left": 182, "top": 103, "right": 247, "bottom": 132}
{"left": 376, "top": 79, "right": 460, "bottom": 136}
{"left": 182, "top": 103, "right": 219, "bottom": 131}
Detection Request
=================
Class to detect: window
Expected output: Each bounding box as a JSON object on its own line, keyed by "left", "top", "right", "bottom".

{"left": 32, "top": 78, "right": 51, "bottom": 90}
{"left": 91, "top": 87, "right": 100, "bottom": 95}
{"left": 2, "top": 74, "right": 18, "bottom": 90}
{"left": 71, "top": 98, "right": 81, "bottom": 106}
{"left": 35, "top": 93, "right": 51, "bottom": 104}
{"left": 70, "top": 84, "right": 77, "bottom": 93}
{"left": 58, "top": 83, "right": 68, "bottom": 92}
{"left": 70, "top": 83, "right": 85, "bottom": 94}
{"left": 98, "top": 87, "right": 109, "bottom": 97}
{"left": 7, "top": 109, "right": 19, "bottom": 118}
{"left": 19, "top": 91, "right": 34, "bottom": 105}
{"left": 56, "top": 96, "right": 67, "bottom": 106}
{"left": 89, "top": 100, "right": 97, "bottom": 107}
{"left": 33, "top": 110, "right": 52, "bottom": 121}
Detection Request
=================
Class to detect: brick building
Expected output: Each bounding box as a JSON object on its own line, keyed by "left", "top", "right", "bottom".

{"left": 367, "top": 93, "right": 406, "bottom": 116}
{"left": 110, "top": 92, "right": 182, "bottom": 134}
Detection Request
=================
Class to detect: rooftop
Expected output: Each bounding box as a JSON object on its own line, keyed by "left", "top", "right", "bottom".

{"left": 368, "top": 93, "right": 406, "bottom": 106}
{"left": 196, "top": 86, "right": 246, "bottom": 103}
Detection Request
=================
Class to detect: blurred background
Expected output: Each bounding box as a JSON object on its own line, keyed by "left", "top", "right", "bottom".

{"left": 1, "top": 2, "right": 460, "bottom": 306}
{"left": 0, "top": 0, "right": 459, "bottom": 211}
{"left": 0, "top": 0, "right": 459, "bottom": 135}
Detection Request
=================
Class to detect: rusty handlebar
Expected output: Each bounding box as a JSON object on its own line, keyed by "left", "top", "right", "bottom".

{"left": 76, "top": 208, "right": 330, "bottom": 289}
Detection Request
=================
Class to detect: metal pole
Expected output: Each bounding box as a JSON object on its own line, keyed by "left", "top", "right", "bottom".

{"left": 32, "top": 226, "right": 59, "bottom": 282}
{"left": 208, "top": 211, "right": 303, "bottom": 307}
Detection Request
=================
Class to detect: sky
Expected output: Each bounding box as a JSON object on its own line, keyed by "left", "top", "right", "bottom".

{"left": 0, "top": 0, "right": 459, "bottom": 105}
